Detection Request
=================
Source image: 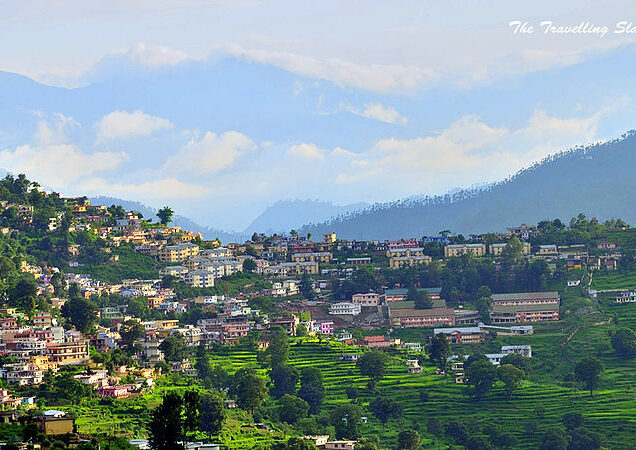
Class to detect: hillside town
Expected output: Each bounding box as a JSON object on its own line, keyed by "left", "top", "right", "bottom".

{"left": 0, "top": 175, "right": 632, "bottom": 449}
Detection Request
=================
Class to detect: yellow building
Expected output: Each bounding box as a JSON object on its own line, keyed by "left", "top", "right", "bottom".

{"left": 324, "top": 233, "right": 337, "bottom": 243}
{"left": 444, "top": 243, "right": 486, "bottom": 258}
{"left": 158, "top": 243, "right": 200, "bottom": 263}
{"left": 489, "top": 242, "right": 531, "bottom": 256}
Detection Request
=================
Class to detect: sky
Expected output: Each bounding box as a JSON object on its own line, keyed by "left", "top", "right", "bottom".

{"left": 1, "top": 1, "right": 636, "bottom": 231}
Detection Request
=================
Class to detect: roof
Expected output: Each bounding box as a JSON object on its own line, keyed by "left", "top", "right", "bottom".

{"left": 385, "top": 287, "right": 441, "bottom": 296}
{"left": 492, "top": 303, "right": 559, "bottom": 313}
{"left": 491, "top": 292, "right": 559, "bottom": 301}
{"left": 434, "top": 326, "right": 482, "bottom": 334}
{"left": 501, "top": 345, "right": 531, "bottom": 350}
{"left": 390, "top": 308, "right": 455, "bottom": 318}
{"left": 389, "top": 299, "right": 446, "bottom": 310}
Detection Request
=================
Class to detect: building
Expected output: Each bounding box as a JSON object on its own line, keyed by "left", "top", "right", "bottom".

{"left": 351, "top": 293, "right": 380, "bottom": 307}
{"left": 158, "top": 243, "right": 200, "bottom": 263}
{"left": 329, "top": 302, "right": 362, "bottom": 316}
{"left": 346, "top": 257, "right": 371, "bottom": 265}
{"left": 433, "top": 326, "right": 486, "bottom": 344}
{"left": 389, "top": 308, "right": 455, "bottom": 328}
{"left": 507, "top": 224, "right": 539, "bottom": 240}
{"left": 491, "top": 292, "right": 560, "bottom": 307}
{"left": 291, "top": 252, "right": 332, "bottom": 263}
{"left": 46, "top": 342, "right": 89, "bottom": 365}
{"left": 384, "top": 287, "right": 441, "bottom": 302}
{"left": 597, "top": 242, "right": 617, "bottom": 250}
{"left": 501, "top": 345, "right": 532, "bottom": 358}
{"left": 537, "top": 245, "right": 558, "bottom": 256}
{"left": 324, "top": 233, "right": 337, "bottom": 243}
{"left": 615, "top": 291, "right": 636, "bottom": 304}
{"left": 183, "top": 270, "right": 215, "bottom": 288}
{"left": 36, "top": 412, "right": 74, "bottom": 436}
{"left": 489, "top": 242, "right": 531, "bottom": 256}
{"left": 444, "top": 243, "right": 486, "bottom": 258}
{"left": 388, "top": 248, "right": 432, "bottom": 268}
{"left": 159, "top": 266, "right": 189, "bottom": 277}
{"left": 264, "top": 261, "right": 319, "bottom": 276}
{"left": 491, "top": 303, "right": 559, "bottom": 323}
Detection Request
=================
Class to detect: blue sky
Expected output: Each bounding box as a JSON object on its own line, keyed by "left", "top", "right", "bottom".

{"left": 1, "top": 1, "right": 636, "bottom": 230}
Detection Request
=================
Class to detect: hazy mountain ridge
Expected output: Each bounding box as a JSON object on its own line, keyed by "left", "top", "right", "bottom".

{"left": 244, "top": 199, "right": 368, "bottom": 235}
{"left": 88, "top": 196, "right": 248, "bottom": 243}
{"left": 300, "top": 131, "right": 636, "bottom": 240}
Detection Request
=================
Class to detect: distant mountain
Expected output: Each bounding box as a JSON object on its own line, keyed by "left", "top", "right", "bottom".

{"left": 244, "top": 199, "right": 368, "bottom": 235}
{"left": 89, "top": 196, "right": 248, "bottom": 243}
{"left": 300, "top": 132, "right": 636, "bottom": 240}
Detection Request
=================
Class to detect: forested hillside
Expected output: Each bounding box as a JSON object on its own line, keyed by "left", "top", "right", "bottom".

{"left": 301, "top": 132, "right": 636, "bottom": 240}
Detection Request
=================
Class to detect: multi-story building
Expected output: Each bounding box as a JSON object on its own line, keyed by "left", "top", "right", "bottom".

{"left": 488, "top": 242, "right": 531, "bottom": 256}
{"left": 389, "top": 308, "right": 455, "bottom": 328}
{"left": 264, "top": 261, "right": 319, "bottom": 276}
{"left": 433, "top": 326, "right": 486, "bottom": 344}
{"left": 291, "top": 252, "right": 332, "bottom": 263}
{"left": 351, "top": 293, "right": 381, "bottom": 307}
{"left": 46, "top": 341, "right": 89, "bottom": 365}
{"left": 507, "top": 224, "right": 539, "bottom": 240}
{"left": 158, "top": 243, "right": 200, "bottom": 263}
{"left": 389, "top": 255, "right": 432, "bottom": 268}
{"left": 329, "top": 302, "right": 362, "bottom": 316}
{"left": 444, "top": 243, "right": 486, "bottom": 258}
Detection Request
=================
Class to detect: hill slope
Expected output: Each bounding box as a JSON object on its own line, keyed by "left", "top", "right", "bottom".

{"left": 243, "top": 199, "right": 368, "bottom": 235}
{"left": 301, "top": 132, "right": 636, "bottom": 240}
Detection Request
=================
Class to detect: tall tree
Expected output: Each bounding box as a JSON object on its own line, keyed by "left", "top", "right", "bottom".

{"left": 62, "top": 297, "right": 98, "bottom": 333}
{"left": 159, "top": 335, "right": 187, "bottom": 362}
{"left": 300, "top": 273, "right": 315, "bottom": 300}
{"left": 466, "top": 359, "right": 497, "bottom": 399}
{"left": 270, "top": 365, "right": 299, "bottom": 398}
{"left": 157, "top": 206, "right": 174, "bottom": 225}
{"left": 230, "top": 369, "right": 268, "bottom": 413}
{"left": 396, "top": 430, "right": 421, "bottom": 449}
{"left": 278, "top": 394, "right": 310, "bottom": 424}
{"left": 497, "top": 364, "right": 525, "bottom": 397}
{"left": 610, "top": 328, "right": 636, "bottom": 357}
{"left": 119, "top": 319, "right": 146, "bottom": 348}
{"left": 574, "top": 357, "right": 603, "bottom": 396}
{"left": 266, "top": 327, "right": 290, "bottom": 367}
{"left": 199, "top": 393, "right": 226, "bottom": 436}
{"left": 331, "top": 404, "right": 363, "bottom": 440}
{"left": 147, "top": 393, "right": 184, "bottom": 450}
{"left": 368, "top": 396, "right": 403, "bottom": 424}
{"left": 356, "top": 350, "right": 388, "bottom": 389}
{"left": 182, "top": 391, "right": 201, "bottom": 440}
{"left": 428, "top": 334, "right": 451, "bottom": 372}
{"left": 298, "top": 367, "right": 324, "bottom": 414}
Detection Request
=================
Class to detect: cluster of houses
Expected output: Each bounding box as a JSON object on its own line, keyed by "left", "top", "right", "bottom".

{"left": 0, "top": 309, "right": 89, "bottom": 386}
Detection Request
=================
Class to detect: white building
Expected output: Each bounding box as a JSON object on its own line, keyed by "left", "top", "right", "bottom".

{"left": 329, "top": 302, "right": 361, "bottom": 316}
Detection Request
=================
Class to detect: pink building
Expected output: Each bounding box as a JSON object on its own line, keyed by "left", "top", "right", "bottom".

{"left": 318, "top": 321, "right": 334, "bottom": 335}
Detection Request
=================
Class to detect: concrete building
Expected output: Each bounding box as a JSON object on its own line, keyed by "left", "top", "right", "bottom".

{"left": 329, "top": 302, "right": 361, "bottom": 316}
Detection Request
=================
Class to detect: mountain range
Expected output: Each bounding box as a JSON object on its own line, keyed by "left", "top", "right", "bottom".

{"left": 243, "top": 200, "right": 368, "bottom": 235}
{"left": 300, "top": 132, "right": 636, "bottom": 240}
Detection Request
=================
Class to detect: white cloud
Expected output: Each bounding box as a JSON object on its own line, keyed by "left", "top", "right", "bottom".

{"left": 79, "top": 177, "right": 212, "bottom": 200}
{"left": 226, "top": 45, "right": 434, "bottom": 93}
{"left": 0, "top": 143, "right": 127, "bottom": 186}
{"left": 96, "top": 110, "right": 173, "bottom": 141}
{"left": 0, "top": 113, "right": 127, "bottom": 187}
{"left": 340, "top": 102, "right": 408, "bottom": 125}
{"left": 288, "top": 143, "right": 325, "bottom": 159}
{"left": 287, "top": 143, "right": 356, "bottom": 160}
{"left": 335, "top": 110, "right": 602, "bottom": 190}
{"left": 126, "top": 43, "right": 192, "bottom": 67}
{"left": 164, "top": 130, "right": 256, "bottom": 174}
